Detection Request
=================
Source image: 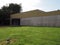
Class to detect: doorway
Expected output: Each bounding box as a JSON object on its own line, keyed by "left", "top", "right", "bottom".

{"left": 12, "top": 19, "right": 20, "bottom": 26}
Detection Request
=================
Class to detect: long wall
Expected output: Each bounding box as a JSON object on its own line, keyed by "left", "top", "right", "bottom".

{"left": 20, "top": 15, "right": 60, "bottom": 26}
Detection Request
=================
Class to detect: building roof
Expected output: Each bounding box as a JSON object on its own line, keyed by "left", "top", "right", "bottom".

{"left": 46, "top": 10, "right": 60, "bottom": 15}
{"left": 11, "top": 9, "right": 60, "bottom": 18}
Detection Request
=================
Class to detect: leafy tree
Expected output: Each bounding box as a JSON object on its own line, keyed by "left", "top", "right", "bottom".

{"left": 0, "top": 3, "right": 22, "bottom": 25}
{"left": 8, "top": 3, "right": 21, "bottom": 14}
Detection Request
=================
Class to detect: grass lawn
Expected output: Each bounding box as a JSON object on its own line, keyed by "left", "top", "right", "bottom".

{"left": 0, "top": 27, "right": 60, "bottom": 45}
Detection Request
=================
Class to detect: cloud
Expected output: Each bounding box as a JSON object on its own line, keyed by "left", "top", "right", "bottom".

{"left": 21, "top": 0, "right": 42, "bottom": 11}
{"left": 0, "top": 0, "right": 42, "bottom": 11}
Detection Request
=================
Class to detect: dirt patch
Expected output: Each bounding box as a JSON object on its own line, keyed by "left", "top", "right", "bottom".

{"left": 0, "top": 38, "right": 16, "bottom": 45}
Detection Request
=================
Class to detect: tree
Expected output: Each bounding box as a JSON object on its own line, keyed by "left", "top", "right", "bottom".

{"left": 1, "top": 3, "right": 22, "bottom": 15}
{"left": 8, "top": 3, "right": 21, "bottom": 14}
{"left": 0, "top": 3, "right": 22, "bottom": 25}
{"left": 1, "top": 3, "right": 22, "bottom": 18}
{"left": 2, "top": 6, "right": 10, "bottom": 17}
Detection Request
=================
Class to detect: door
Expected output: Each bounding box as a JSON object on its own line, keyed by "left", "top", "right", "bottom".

{"left": 12, "top": 19, "right": 20, "bottom": 26}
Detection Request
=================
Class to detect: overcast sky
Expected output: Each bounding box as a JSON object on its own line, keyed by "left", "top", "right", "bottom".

{"left": 0, "top": 0, "right": 60, "bottom": 12}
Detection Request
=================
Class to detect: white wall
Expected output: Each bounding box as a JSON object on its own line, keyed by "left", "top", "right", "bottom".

{"left": 56, "top": 15, "right": 60, "bottom": 26}
{"left": 20, "top": 15, "right": 60, "bottom": 26}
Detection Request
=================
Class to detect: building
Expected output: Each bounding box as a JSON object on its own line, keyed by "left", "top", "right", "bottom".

{"left": 10, "top": 9, "right": 60, "bottom": 26}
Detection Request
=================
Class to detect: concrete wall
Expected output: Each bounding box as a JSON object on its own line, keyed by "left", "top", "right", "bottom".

{"left": 20, "top": 15, "right": 60, "bottom": 26}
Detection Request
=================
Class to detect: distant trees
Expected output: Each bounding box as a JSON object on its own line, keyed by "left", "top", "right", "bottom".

{"left": 0, "top": 3, "right": 22, "bottom": 25}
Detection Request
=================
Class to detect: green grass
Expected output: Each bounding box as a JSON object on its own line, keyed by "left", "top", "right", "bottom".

{"left": 0, "top": 27, "right": 60, "bottom": 45}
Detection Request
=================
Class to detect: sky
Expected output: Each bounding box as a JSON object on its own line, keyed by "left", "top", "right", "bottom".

{"left": 0, "top": 0, "right": 60, "bottom": 12}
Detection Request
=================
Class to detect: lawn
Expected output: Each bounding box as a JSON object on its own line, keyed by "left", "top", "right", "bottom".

{"left": 0, "top": 27, "right": 60, "bottom": 45}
